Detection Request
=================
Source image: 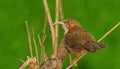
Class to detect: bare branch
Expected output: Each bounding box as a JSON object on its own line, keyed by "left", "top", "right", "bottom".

{"left": 38, "top": 34, "right": 48, "bottom": 62}
{"left": 98, "top": 22, "right": 120, "bottom": 42}
{"left": 32, "top": 27, "right": 40, "bottom": 66}
{"left": 25, "top": 21, "right": 33, "bottom": 57}
{"left": 43, "top": 0, "right": 55, "bottom": 48}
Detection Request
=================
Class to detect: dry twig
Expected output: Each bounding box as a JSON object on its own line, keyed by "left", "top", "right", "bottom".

{"left": 19, "top": 57, "right": 37, "bottom": 69}
{"left": 98, "top": 22, "right": 120, "bottom": 42}
{"left": 38, "top": 34, "right": 48, "bottom": 62}
{"left": 25, "top": 21, "right": 33, "bottom": 57}
{"left": 43, "top": 0, "right": 55, "bottom": 49}
{"left": 53, "top": 0, "right": 60, "bottom": 58}
{"left": 32, "top": 27, "right": 40, "bottom": 66}
{"left": 66, "top": 51, "right": 87, "bottom": 69}
{"left": 42, "top": 16, "right": 47, "bottom": 42}
{"left": 59, "top": 0, "right": 64, "bottom": 20}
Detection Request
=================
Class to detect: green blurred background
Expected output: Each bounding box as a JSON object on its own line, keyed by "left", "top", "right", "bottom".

{"left": 0, "top": 0, "right": 120, "bottom": 69}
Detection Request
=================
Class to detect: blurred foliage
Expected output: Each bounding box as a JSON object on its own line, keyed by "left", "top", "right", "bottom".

{"left": 0, "top": 0, "right": 120, "bottom": 69}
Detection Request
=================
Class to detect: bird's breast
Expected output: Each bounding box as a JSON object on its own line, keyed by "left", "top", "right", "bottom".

{"left": 65, "top": 28, "right": 86, "bottom": 46}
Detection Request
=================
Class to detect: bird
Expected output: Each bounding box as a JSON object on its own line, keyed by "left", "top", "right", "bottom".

{"left": 61, "top": 19, "right": 105, "bottom": 56}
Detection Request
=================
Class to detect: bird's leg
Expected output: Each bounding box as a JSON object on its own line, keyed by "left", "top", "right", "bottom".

{"left": 66, "top": 50, "right": 88, "bottom": 69}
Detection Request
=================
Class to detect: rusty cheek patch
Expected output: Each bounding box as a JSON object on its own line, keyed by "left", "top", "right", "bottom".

{"left": 68, "top": 23, "right": 79, "bottom": 31}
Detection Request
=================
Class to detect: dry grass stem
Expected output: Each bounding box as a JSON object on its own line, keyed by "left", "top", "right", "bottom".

{"left": 18, "top": 59, "right": 25, "bottom": 63}
{"left": 59, "top": 0, "right": 64, "bottom": 20}
{"left": 32, "top": 27, "right": 40, "bottom": 66}
{"left": 42, "top": 16, "right": 47, "bottom": 42}
{"left": 53, "top": 0, "right": 60, "bottom": 58}
{"left": 38, "top": 34, "right": 48, "bottom": 62}
{"left": 98, "top": 22, "right": 120, "bottom": 42}
{"left": 66, "top": 51, "right": 87, "bottom": 69}
{"left": 40, "top": 48, "right": 43, "bottom": 65}
{"left": 43, "top": 0, "right": 55, "bottom": 48}
{"left": 25, "top": 21, "right": 33, "bottom": 57}
{"left": 40, "top": 16, "right": 47, "bottom": 64}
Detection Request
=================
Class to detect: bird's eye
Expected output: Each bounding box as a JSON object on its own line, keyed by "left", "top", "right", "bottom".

{"left": 66, "top": 21, "right": 72, "bottom": 25}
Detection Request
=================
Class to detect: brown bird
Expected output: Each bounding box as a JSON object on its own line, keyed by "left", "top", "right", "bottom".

{"left": 61, "top": 19, "right": 105, "bottom": 56}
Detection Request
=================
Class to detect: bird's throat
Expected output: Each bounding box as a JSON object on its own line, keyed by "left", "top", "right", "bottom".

{"left": 62, "top": 25, "right": 68, "bottom": 34}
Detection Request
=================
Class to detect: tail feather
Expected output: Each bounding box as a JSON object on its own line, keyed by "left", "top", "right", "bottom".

{"left": 83, "top": 41, "right": 105, "bottom": 52}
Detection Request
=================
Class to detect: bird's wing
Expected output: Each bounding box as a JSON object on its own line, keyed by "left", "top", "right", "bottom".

{"left": 65, "top": 29, "right": 105, "bottom": 52}
{"left": 65, "top": 29, "right": 90, "bottom": 48}
{"left": 83, "top": 41, "right": 105, "bottom": 52}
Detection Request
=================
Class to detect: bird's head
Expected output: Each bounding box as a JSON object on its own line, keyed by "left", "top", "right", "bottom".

{"left": 62, "top": 19, "right": 82, "bottom": 34}
{"left": 53, "top": 19, "right": 83, "bottom": 34}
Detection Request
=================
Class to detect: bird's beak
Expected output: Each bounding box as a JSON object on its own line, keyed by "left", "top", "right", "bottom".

{"left": 53, "top": 22, "right": 65, "bottom": 26}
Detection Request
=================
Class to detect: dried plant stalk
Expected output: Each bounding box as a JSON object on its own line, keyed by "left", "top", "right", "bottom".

{"left": 38, "top": 34, "right": 48, "bottom": 62}
{"left": 32, "top": 28, "right": 40, "bottom": 66}
{"left": 43, "top": 0, "right": 55, "bottom": 49}
{"left": 98, "top": 22, "right": 120, "bottom": 42}
{"left": 53, "top": 0, "right": 60, "bottom": 58}
{"left": 25, "top": 21, "right": 33, "bottom": 57}
{"left": 59, "top": 0, "right": 64, "bottom": 20}
{"left": 66, "top": 51, "right": 87, "bottom": 69}
{"left": 19, "top": 22, "right": 38, "bottom": 69}
{"left": 19, "top": 57, "right": 39, "bottom": 69}
{"left": 42, "top": 16, "right": 47, "bottom": 42}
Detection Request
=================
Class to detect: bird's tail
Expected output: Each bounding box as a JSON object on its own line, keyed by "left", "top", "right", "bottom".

{"left": 83, "top": 41, "right": 106, "bottom": 52}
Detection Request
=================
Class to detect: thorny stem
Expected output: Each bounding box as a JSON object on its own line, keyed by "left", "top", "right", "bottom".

{"left": 98, "top": 22, "right": 120, "bottom": 42}
{"left": 43, "top": 0, "right": 55, "bottom": 49}
{"left": 25, "top": 21, "right": 33, "bottom": 57}
{"left": 32, "top": 27, "right": 40, "bottom": 66}
{"left": 38, "top": 34, "right": 48, "bottom": 62}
